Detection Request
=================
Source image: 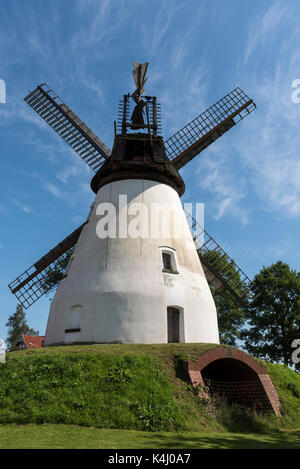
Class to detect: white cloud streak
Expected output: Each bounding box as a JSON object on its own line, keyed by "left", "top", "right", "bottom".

{"left": 44, "top": 183, "right": 62, "bottom": 199}
{"left": 235, "top": 1, "right": 300, "bottom": 218}
{"left": 194, "top": 0, "right": 300, "bottom": 223}
{"left": 195, "top": 151, "right": 251, "bottom": 225}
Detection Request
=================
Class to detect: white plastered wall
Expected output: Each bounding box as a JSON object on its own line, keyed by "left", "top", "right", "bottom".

{"left": 44, "top": 179, "right": 219, "bottom": 345}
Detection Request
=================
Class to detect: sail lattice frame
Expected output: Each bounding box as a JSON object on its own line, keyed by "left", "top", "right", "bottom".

{"left": 8, "top": 248, "right": 74, "bottom": 309}
{"left": 24, "top": 84, "right": 111, "bottom": 172}
{"left": 8, "top": 223, "right": 85, "bottom": 309}
{"left": 184, "top": 209, "right": 259, "bottom": 306}
{"left": 166, "top": 87, "right": 256, "bottom": 170}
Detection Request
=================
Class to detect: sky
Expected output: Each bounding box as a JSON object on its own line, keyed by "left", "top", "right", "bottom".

{"left": 1, "top": 0, "right": 300, "bottom": 341}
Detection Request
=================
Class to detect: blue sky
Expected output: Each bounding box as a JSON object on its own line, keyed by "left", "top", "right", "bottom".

{"left": 1, "top": 0, "right": 300, "bottom": 341}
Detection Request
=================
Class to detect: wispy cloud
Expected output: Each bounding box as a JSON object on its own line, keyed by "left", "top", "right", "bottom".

{"left": 244, "top": 2, "right": 288, "bottom": 62}
{"left": 267, "top": 240, "right": 292, "bottom": 258}
{"left": 160, "top": 60, "right": 211, "bottom": 138}
{"left": 195, "top": 152, "right": 251, "bottom": 225}
{"left": 56, "top": 166, "right": 84, "bottom": 184}
{"left": 44, "top": 182, "right": 62, "bottom": 198}
{"left": 8, "top": 198, "right": 51, "bottom": 218}
{"left": 193, "top": 0, "right": 300, "bottom": 223}
{"left": 9, "top": 198, "right": 32, "bottom": 214}
{"left": 9, "top": 168, "right": 40, "bottom": 179}
{"left": 235, "top": 2, "right": 300, "bottom": 219}
{"left": 145, "top": 0, "right": 184, "bottom": 56}
{"left": 0, "top": 98, "right": 48, "bottom": 129}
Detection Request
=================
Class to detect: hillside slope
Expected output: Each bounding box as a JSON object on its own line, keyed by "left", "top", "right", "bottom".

{"left": 2, "top": 344, "right": 300, "bottom": 433}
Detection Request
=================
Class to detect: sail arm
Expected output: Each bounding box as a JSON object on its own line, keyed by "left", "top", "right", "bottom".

{"left": 184, "top": 209, "right": 259, "bottom": 307}
{"left": 8, "top": 223, "right": 86, "bottom": 309}
{"left": 165, "top": 87, "right": 256, "bottom": 171}
{"left": 25, "top": 84, "right": 111, "bottom": 172}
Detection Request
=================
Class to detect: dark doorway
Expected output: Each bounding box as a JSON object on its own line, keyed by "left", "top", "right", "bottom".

{"left": 167, "top": 307, "right": 180, "bottom": 343}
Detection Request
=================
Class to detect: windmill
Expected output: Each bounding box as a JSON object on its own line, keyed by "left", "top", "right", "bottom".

{"left": 8, "top": 63, "right": 257, "bottom": 346}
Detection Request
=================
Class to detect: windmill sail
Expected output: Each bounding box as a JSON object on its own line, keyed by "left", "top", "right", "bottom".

{"left": 165, "top": 87, "right": 256, "bottom": 170}
{"left": 24, "top": 84, "right": 111, "bottom": 172}
{"left": 131, "top": 62, "right": 148, "bottom": 101}
{"left": 8, "top": 224, "right": 85, "bottom": 309}
{"left": 184, "top": 209, "right": 259, "bottom": 306}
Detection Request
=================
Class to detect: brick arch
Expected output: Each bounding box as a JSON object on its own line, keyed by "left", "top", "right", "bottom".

{"left": 196, "top": 347, "right": 267, "bottom": 374}
{"left": 186, "top": 346, "right": 281, "bottom": 415}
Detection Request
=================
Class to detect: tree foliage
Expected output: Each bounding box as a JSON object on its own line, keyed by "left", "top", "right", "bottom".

{"left": 242, "top": 261, "right": 300, "bottom": 370}
{"left": 40, "top": 248, "right": 73, "bottom": 295}
{"left": 210, "top": 286, "right": 245, "bottom": 346}
{"left": 6, "top": 304, "right": 39, "bottom": 351}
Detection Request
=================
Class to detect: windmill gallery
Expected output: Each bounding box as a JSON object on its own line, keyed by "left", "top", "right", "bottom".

{"left": 9, "top": 62, "right": 258, "bottom": 347}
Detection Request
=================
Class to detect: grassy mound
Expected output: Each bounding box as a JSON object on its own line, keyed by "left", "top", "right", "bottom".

{"left": 1, "top": 344, "right": 300, "bottom": 433}
{"left": 0, "top": 353, "right": 182, "bottom": 431}
{"left": 267, "top": 362, "right": 300, "bottom": 428}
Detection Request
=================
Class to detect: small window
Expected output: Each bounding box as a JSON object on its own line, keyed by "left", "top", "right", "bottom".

{"left": 162, "top": 253, "right": 172, "bottom": 271}
{"left": 160, "top": 247, "right": 179, "bottom": 274}
{"left": 67, "top": 304, "right": 81, "bottom": 330}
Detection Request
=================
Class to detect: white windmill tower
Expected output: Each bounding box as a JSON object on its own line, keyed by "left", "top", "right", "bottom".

{"left": 9, "top": 63, "right": 257, "bottom": 346}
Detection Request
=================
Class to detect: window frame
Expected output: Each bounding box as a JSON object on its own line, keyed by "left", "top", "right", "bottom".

{"left": 159, "top": 246, "right": 179, "bottom": 274}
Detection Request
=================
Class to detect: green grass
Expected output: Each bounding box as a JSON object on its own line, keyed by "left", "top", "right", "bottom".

{"left": 7, "top": 342, "right": 218, "bottom": 362}
{"left": 4, "top": 343, "right": 222, "bottom": 433}
{"left": 267, "top": 362, "right": 300, "bottom": 425}
{"left": 0, "top": 424, "right": 299, "bottom": 449}
{"left": 1, "top": 343, "right": 300, "bottom": 437}
{"left": 0, "top": 352, "right": 182, "bottom": 431}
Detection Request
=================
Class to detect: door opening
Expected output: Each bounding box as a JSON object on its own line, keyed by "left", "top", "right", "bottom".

{"left": 167, "top": 307, "right": 180, "bottom": 343}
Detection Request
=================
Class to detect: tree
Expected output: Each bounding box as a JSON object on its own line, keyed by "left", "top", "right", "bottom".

{"left": 6, "top": 304, "right": 39, "bottom": 351}
{"left": 242, "top": 261, "right": 300, "bottom": 370}
{"left": 210, "top": 285, "right": 245, "bottom": 346}
{"left": 199, "top": 249, "right": 247, "bottom": 346}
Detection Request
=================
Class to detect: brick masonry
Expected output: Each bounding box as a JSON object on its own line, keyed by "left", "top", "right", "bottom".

{"left": 185, "top": 346, "right": 281, "bottom": 416}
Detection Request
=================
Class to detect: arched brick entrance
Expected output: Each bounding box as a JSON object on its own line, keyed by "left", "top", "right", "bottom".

{"left": 185, "top": 347, "right": 280, "bottom": 415}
